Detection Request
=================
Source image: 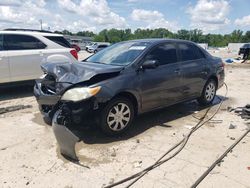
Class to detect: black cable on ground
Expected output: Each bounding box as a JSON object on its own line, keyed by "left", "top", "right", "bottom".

{"left": 191, "top": 128, "right": 250, "bottom": 188}
{"left": 105, "top": 83, "right": 228, "bottom": 188}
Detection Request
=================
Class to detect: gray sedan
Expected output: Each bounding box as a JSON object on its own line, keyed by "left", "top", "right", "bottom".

{"left": 34, "top": 39, "right": 225, "bottom": 135}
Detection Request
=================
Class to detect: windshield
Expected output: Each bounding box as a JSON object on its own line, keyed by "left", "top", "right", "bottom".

{"left": 243, "top": 44, "right": 250, "bottom": 48}
{"left": 86, "top": 41, "right": 150, "bottom": 66}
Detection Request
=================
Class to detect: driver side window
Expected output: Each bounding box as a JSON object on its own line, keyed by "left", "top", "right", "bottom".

{"left": 145, "top": 43, "right": 177, "bottom": 66}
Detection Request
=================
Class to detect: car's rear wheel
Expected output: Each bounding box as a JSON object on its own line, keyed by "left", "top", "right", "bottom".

{"left": 100, "top": 97, "right": 134, "bottom": 135}
{"left": 198, "top": 79, "right": 217, "bottom": 106}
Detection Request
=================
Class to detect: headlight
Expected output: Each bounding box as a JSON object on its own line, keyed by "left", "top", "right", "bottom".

{"left": 61, "top": 86, "right": 101, "bottom": 102}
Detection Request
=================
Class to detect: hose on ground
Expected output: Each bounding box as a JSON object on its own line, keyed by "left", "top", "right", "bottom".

{"left": 105, "top": 83, "right": 228, "bottom": 188}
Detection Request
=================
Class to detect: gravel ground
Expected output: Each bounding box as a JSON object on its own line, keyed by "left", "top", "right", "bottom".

{"left": 0, "top": 51, "right": 250, "bottom": 188}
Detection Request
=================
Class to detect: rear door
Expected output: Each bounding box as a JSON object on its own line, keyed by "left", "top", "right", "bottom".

{"left": 0, "top": 34, "right": 10, "bottom": 83}
{"left": 139, "top": 42, "right": 183, "bottom": 111}
{"left": 177, "top": 42, "right": 207, "bottom": 99}
{"left": 4, "top": 34, "right": 47, "bottom": 82}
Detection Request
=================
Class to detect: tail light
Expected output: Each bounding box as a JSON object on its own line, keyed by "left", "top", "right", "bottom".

{"left": 70, "top": 49, "right": 78, "bottom": 60}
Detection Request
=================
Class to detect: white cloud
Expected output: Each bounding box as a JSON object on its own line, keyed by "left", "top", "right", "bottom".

{"left": 235, "top": 15, "right": 250, "bottom": 27}
{"left": 131, "top": 9, "right": 178, "bottom": 31}
{"left": 0, "top": 0, "right": 97, "bottom": 32}
{"left": 58, "top": 0, "right": 127, "bottom": 29}
{"left": 0, "top": 0, "right": 22, "bottom": 7}
{"left": 131, "top": 9, "right": 163, "bottom": 22}
{"left": 0, "top": 0, "right": 127, "bottom": 32}
{"left": 41, "top": 13, "right": 97, "bottom": 32}
{"left": 0, "top": 6, "right": 36, "bottom": 24}
{"left": 34, "top": 0, "right": 46, "bottom": 8}
{"left": 187, "top": 0, "right": 230, "bottom": 32}
{"left": 57, "top": 0, "right": 77, "bottom": 13}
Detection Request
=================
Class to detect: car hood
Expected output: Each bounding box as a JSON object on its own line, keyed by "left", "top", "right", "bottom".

{"left": 41, "top": 61, "right": 123, "bottom": 85}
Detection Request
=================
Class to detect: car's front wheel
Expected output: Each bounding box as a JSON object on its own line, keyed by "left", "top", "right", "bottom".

{"left": 198, "top": 79, "right": 217, "bottom": 106}
{"left": 100, "top": 97, "right": 134, "bottom": 135}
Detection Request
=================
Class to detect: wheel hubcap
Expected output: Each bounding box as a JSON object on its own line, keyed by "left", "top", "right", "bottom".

{"left": 107, "top": 103, "right": 131, "bottom": 131}
{"left": 205, "top": 82, "right": 216, "bottom": 102}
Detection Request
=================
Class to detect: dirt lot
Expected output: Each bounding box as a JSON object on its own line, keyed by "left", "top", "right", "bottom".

{"left": 0, "top": 52, "right": 250, "bottom": 188}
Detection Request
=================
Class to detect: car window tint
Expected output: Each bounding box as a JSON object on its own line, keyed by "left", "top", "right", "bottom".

{"left": 0, "top": 35, "right": 3, "bottom": 51}
{"left": 178, "top": 43, "right": 204, "bottom": 61}
{"left": 99, "top": 45, "right": 107, "bottom": 48}
{"left": 4, "top": 34, "right": 46, "bottom": 50}
{"left": 145, "top": 43, "right": 177, "bottom": 65}
{"left": 44, "top": 36, "right": 71, "bottom": 48}
{"left": 194, "top": 46, "right": 205, "bottom": 59}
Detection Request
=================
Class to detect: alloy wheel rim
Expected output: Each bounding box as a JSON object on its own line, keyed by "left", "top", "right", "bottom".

{"left": 205, "top": 82, "right": 216, "bottom": 102}
{"left": 107, "top": 103, "right": 131, "bottom": 131}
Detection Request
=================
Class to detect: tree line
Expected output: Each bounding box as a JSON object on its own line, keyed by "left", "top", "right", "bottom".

{"left": 55, "top": 28, "right": 250, "bottom": 47}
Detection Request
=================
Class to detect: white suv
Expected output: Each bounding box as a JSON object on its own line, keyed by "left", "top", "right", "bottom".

{"left": 0, "top": 29, "right": 78, "bottom": 84}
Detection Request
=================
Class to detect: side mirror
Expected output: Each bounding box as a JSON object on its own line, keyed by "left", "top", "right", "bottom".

{"left": 142, "top": 60, "right": 159, "bottom": 69}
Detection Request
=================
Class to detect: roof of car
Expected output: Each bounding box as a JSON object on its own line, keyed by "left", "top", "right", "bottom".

{"left": 129, "top": 38, "right": 195, "bottom": 44}
{"left": 0, "top": 30, "right": 63, "bottom": 37}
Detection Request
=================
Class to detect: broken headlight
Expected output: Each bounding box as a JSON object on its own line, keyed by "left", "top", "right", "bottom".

{"left": 61, "top": 86, "right": 101, "bottom": 102}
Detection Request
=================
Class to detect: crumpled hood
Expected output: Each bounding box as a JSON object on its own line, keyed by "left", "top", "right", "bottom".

{"left": 41, "top": 61, "right": 123, "bottom": 84}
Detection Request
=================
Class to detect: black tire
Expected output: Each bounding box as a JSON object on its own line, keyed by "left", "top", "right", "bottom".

{"left": 198, "top": 79, "right": 217, "bottom": 106}
{"left": 94, "top": 50, "right": 97, "bottom": 53}
{"left": 43, "top": 115, "right": 52, "bottom": 125}
{"left": 100, "top": 97, "right": 135, "bottom": 136}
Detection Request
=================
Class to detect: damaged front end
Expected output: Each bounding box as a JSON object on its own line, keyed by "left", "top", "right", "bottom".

{"left": 34, "top": 61, "right": 122, "bottom": 160}
{"left": 34, "top": 61, "right": 122, "bottom": 124}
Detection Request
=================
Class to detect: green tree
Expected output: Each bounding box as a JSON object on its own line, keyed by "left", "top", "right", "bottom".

{"left": 62, "top": 30, "right": 72, "bottom": 35}
{"left": 66, "top": 28, "right": 249, "bottom": 47}
{"left": 76, "top": 31, "right": 95, "bottom": 37}
{"left": 243, "top": 31, "right": 250, "bottom": 42}
{"left": 177, "top": 30, "right": 190, "bottom": 40}
{"left": 230, "top": 30, "right": 243, "bottom": 43}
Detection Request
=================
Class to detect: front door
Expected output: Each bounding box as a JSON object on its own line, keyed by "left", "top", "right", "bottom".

{"left": 139, "top": 42, "right": 183, "bottom": 112}
{"left": 4, "top": 34, "right": 46, "bottom": 82}
{"left": 0, "top": 34, "right": 10, "bottom": 83}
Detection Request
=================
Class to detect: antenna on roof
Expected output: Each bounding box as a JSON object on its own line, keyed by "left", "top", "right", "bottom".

{"left": 39, "top": 19, "right": 43, "bottom": 30}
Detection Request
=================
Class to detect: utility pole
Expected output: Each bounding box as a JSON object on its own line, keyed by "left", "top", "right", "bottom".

{"left": 39, "top": 19, "right": 43, "bottom": 30}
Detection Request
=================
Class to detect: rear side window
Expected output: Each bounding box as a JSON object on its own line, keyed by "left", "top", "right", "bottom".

{"left": 3, "top": 34, "right": 46, "bottom": 50}
{"left": 178, "top": 43, "right": 204, "bottom": 61}
{"left": 0, "top": 35, "right": 3, "bottom": 51}
{"left": 98, "top": 45, "right": 108, "bottom": 48}
{"left": 44, "top": 36, "right": 71, "bottom": 48}
{"left": 145, "top": 43, "right": 177, "bottom": 65}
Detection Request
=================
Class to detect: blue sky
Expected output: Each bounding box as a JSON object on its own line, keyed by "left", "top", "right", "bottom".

{"left": 0, "top": 0, "right": 250, "bottom": 34}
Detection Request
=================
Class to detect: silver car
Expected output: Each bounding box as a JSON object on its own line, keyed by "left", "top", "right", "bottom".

{"left": 88, "top": 44, "right": 109, "bottom": 53}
